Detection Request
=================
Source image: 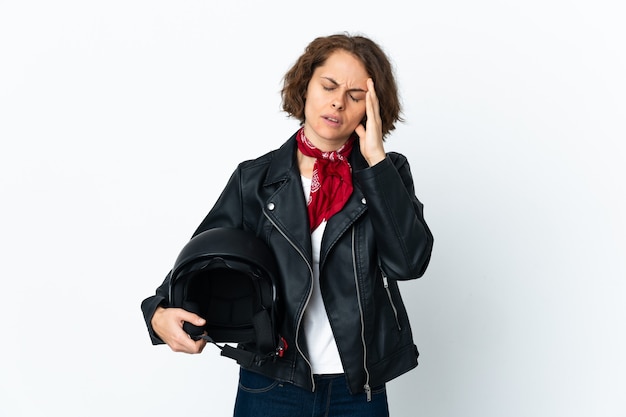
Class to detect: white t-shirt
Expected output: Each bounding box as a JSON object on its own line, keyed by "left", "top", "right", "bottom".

{"left": 300, "top": 175, "right": 344, "bottom": 374}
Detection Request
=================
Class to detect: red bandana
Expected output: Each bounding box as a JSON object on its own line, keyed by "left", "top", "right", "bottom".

{"left": 296, "top": 128, "right": 355, "bottom": 231}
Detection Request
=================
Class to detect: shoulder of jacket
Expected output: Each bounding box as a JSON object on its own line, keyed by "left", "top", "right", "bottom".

{"left": 234, "top": 135, "right": 297, "bottom": 182}
{"left": 236, "top": 148, "right": 278, "bottom": 172}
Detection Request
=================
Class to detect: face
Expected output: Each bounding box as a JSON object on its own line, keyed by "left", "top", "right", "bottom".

{"left": 303, "top": 50, "right": 369, "bottom": 151}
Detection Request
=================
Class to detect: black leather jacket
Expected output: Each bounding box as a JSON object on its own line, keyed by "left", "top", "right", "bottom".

{"left": 141, "top": 132, "right": 433, "bottom": 397}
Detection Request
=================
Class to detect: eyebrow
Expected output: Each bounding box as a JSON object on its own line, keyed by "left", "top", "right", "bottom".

{"left": 321, "top": 77, "right": 367, "bottom": 93}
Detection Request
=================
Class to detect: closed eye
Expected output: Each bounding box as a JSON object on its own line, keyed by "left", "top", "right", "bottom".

{"left": 321, "top": 78, "right": 365, "bottom": 102}
{"left": 324, "top": 87, "right": 361, "bottom": 102}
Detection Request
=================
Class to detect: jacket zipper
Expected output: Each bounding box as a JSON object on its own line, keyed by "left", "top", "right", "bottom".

{"left": 263, "top": 211, "right": 316, "bottom": 393}
{"left": 351, "top": 227, "right": 372, "bottom": 402}
{"left": 380, "top": 267, "right": 402, "bottom": 331}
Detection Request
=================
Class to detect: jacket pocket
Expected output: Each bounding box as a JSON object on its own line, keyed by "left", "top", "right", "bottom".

{"left": 380, "top": 268, "right": 402, "bottom": 331}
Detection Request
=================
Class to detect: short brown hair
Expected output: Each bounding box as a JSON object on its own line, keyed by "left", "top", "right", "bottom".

{"left": 281, "top": 33, "right": 403, "bottom": 139}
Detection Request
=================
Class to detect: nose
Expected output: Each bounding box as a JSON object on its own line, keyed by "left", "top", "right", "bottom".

{"left": 331, "top": 93, "right": 345, "bottom": 110}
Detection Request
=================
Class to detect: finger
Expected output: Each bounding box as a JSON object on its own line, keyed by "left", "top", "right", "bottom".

{"left": 168, "top": 329, "right": 196, "bottom": 352}
{"left": 354, "top": 123, "right": 366, "bottom": 139}
{"left": 195, "top": 338, "right": 208, "bottom": 353}
{"left": 176, "top": 308, "right": 206, "bottom": 327}
{"left": 170, "top": 327, "right": 206, "bottom": 353}
{"left": 366, "top": 79, "right": 381, "bottom": 123}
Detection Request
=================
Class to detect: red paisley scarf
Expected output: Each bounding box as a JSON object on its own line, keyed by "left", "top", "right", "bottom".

{"left": 296, "top": 127, "right": 356, "bottom": 231}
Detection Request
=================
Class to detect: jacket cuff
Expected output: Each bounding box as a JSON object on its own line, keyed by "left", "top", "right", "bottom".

{"left": 353, "top": 154, "right": 394, "bottom": 181}
{"left": 141, "top": 296, "right": 167, "bottom": 345}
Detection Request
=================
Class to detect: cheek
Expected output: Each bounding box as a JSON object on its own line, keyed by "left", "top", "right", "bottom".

{"left": 303, "top": 99, "right": 314, "bottom": 120}
{"left": 346, "top": 117, "right": 364, "bottom": 132}
{"left": 352, "top": 107, "right": 367, "bottom": 125}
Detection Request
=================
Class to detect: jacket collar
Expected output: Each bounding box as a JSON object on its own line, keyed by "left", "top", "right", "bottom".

{"left": 263, "top": 132, "right": 299, "bottom": 187}
{"left": 264, "top": 131, "right": 370, "bottom": 185}
{"left": 262, "top": 131, "right": 369, "bottom": 265}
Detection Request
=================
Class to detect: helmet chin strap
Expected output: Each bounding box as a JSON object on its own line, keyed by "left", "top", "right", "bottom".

{"left": 193, "top": 333, "right": 288, "bottom": 367}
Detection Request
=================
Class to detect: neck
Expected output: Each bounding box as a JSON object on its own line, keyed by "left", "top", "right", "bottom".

{"left": 297, "top": 150, "right": 315, "bottom": 179}
{"left": 302, "top": 126, "right": 350, "bottom": 152}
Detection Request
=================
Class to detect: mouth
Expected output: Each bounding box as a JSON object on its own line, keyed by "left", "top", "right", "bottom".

{"left": 322, "top": 114, "right": 341, "bottom": 125}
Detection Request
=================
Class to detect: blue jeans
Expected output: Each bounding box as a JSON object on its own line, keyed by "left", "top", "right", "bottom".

{"left": 233, "top": 368, "right": 389, "bottom": 417}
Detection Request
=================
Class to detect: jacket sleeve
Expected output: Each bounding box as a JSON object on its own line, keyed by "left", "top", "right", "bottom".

{"left": 354, "top": 153, "right": 433, "bottom": 280}
{"left": 140, "top": 166, "right": 246, "bottom": 344}
{"left": 192, "top": 165, "right": 246, "bottom": 236}
{"left": 140, "top": 272, "right": 171, "bottom": 345}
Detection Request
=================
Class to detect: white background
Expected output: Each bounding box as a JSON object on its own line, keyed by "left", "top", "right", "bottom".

{"left": 1, "top": 1, "right": 625, "bottom": 416}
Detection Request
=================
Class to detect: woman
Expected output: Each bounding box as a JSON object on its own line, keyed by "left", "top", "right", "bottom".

{"left": 141, "top": 33, "right": 434, "bottom": 416}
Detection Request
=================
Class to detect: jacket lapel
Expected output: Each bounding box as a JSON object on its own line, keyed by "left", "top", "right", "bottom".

{"left": 262, "top": 135, "right": 371, "bottom": 267}
{"left": 320, "top": 140, "right": 369, "bottom": 266}
{"left": 263, "top": 134, "right": 313, "bottom": 262}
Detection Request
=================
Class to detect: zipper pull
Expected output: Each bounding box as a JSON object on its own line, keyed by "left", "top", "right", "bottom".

{"left": 364, "top": 384, "right": 372, "bottom": 402}
{"left": 381, "top": 268, "right": 389, "bottom": 288}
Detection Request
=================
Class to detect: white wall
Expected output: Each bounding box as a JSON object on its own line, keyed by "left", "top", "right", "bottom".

{"left": 1, "top": 1, "right": 624, "bottom": 416}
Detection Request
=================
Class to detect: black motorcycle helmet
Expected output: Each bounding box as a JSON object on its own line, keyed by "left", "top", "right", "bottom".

{"left": 168, "top": 228, "right": 284, "bottom": 364}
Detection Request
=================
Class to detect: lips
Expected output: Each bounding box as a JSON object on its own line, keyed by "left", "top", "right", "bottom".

{"left": 322, "top": 114, "right": 342, "bottom": 125}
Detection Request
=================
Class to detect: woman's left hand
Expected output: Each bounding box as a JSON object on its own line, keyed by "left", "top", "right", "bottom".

{"left": 354, "top": 78, "right": 386, "bottom": 166}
